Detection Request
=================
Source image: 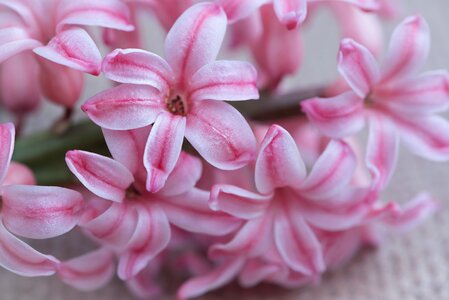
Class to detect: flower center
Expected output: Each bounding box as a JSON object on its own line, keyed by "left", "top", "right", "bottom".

{"left": 126, "top": 184, "right": 141, "bottom": 199}
{"left": 166, "top": 95, "right": 188, "bottom": 116}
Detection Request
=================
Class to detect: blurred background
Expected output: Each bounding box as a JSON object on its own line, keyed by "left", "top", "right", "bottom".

{"left": 1, "top": 0, "right": 449, "bottom": 299}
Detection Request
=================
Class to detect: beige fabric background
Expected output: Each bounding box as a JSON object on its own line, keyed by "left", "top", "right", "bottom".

{"left": 1, "top": 1, "right": 449, "bottom": 299}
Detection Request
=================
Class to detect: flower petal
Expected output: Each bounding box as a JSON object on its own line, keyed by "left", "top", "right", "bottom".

{"left": 159, "top": 152, "right": 203, "bottom": 197}
{"left": 393, "top": 115, "right": 449, "bottom": 161}
{"left": 102, "top": 48, "right": 174, "bottom": 92}
{"left": 144, "top": 113, "right": 186, "bottom": 193}
{"left": 57, "top": 0, "right": 134, "bottom": 31}
{"left": 301, "top": 91, "right": 365, "bottom": 138}
{"left": 33, "top": 28, "right": 101, "bottom": 75}
{"left": 66, "top": 150, "right": 134, "bottom": 202}
{"left": 102, "top": 126, "right": 150, "bottom": 177}
{"left": 381, "top": 15, "right": 430, "bottom": 82}
{"left": 0, "top": 221, "right": 58, "bottom": 276}
{"left": 338, "top": 38, "right": 380, "bottom": 98}
{"left": 375, "top": 70, "right": 449, "bottom": 115}
{"left": 255, "top": 125, "right": 306, "bottom": 194}
{"left": 384, "top": 192, "right": 437, "bottom": 231}
{"left": 185, "top": 100, "right": 256, "bottom": 170}
{"left": 2, "top": 185, "right": 84, "bottom": 239}
{"left": 216, "top": 0, "right": 268, "bottom": 23}
{"left": 0, "top": 51, "right": 41, "bottom": 114}
{"left": 177, "top": 256, "right": 245, "bottom": 300}
{"left": 273, "top": 0, "right": 307, "bottom": 30}
{"left": 164, "top": 2, "right": 227, "bottom": 88}
{"left": 274, "top": 202, "right": 325, "bottom": 275}
{"left": 210, "top": 184, "right": 271, "bottom": 220}
{"left": 82, "top": 84, "right": 164, "bottom": 130}
{"left": 82, "top": 202, "right": 137, "bottom": 249}
{"left": 299, "top": 140, "right": 356, "bottom": 200}
{"left": 0, "top": 27, "right": 41, "bottom": 63}
{"left": 118, "top": 204, "right": 170, "bottom": 280}
{"left": 0, "top": 123, "right": 14, "bottom": 184}
{"left": 366, "top": 115, "right": 399, "bottom": 190}
{"left": 209, "top": 214, "right": 273, "bottom": 259}
{"left": 188, "top": 60, "right": 259, "bottom": 102}
{"left": 58, "top": 248, "right": 115, "bottom": 291}
{"left": 162, "top": 188, "right": 242, "bottom": 236}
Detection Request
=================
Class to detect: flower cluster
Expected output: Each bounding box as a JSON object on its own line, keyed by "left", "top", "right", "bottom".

{"left": 0, "top": 0, "right": 445, "bottom": 299}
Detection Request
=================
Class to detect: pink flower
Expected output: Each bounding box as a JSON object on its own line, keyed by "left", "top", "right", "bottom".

{"left": 65, "top": 125, "right": 241, "bottom": 281}
{"left": 177, "top": 123, "right": 437, "bottom": 299}
{"left": 178, "top": 124, "right": 395, "bottom": 299}
{"left": 103, "top": 0, "right": 195, "bottom": 50}
{"left": 0, "top": 123, "right": 84, "bottom": 276}
{"left": 83, "top": 2, "right": 259, "bottom": 192}
{"left": 217, "top": 0, "right": 380, "bottom": 30}
{"left": 0, "top": 0, "right": 134, "bottom": 108}
{"left": 302, "top": 16, "right": 449, "bottom": 190}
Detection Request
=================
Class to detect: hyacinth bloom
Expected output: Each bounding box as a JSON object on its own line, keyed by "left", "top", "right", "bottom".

{"left": 103, "top": 0, "right": 195, "bottom": 50}
{"left": 0, "top": 123, "right": 84, "bottom": 276}
{"left": 177, "top": 124, "right": 437, "bottom": 299}
{"left": 0, "top": 0, "right": 133, "bottom": 109}
{"left": 217, "top": 0, "right": 380, "bottom": 30}
{"left": 65, "top": 125, "right": 241, "bottom": 281}
{"left": 302, "top": 16, "right": 449, "bottom": 190}
{"left": 83, "top": 2, "right": 259, "bottom": 192}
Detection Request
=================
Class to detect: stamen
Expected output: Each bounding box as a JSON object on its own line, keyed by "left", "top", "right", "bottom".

{"left": 166, "top": 95, "right": 187, "bottom": 116}
{"left": 125, "top": 185, "right": 141, "bottom": 199}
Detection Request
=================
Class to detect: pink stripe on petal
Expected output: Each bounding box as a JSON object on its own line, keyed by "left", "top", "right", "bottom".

{"left": 165, "top": 2, "right": 227, "bottom": 88}
{"left": 186, "top": 100, "right": 256, "bottom": 170}
{"left": 58, "top": 248, "right": 115, "bottom": 291}
{"left": 66, "top": 150, "right": 134, "bottom": 202}
{"left": 384, "top": 192, "right": 437, "bottom": 231}
{"left": 299, "top": 140, "right": 356, "bottom": 200}
{"left": 102, "top": 126, "right": 150, "bottom": 177}
{"left": 366, "top": 115, "right": 399, "bottom": 190}
{"left": 338, "top": 38, "right": 380, "bottom": 98}
{"left": 33, "top": 28, "right": 101, "bottom": 75}
{"left": 0, "top": 221, "right": 59, "bottom": 276}
{"left": 273, "top": 0, "right": 307, "bottom": 30}
{"left": 118, "top": 204, "right": 170, "bottom": 280}
{"left": 0, "top": 27, "right": 41, "bottom": 63}
{"left": 162, "top": 188, "right": 242, "bottom": 236}
{"left": 102, "top": 48, "right": 174, "bottom": 92}
{"left": 82, "top": 84, "right": 164, "bottom": 130}
{"left": 255, "top": 125, "right": 307, "bottom": 194}
{"left": 144, "top": 113, "right": 186, "bottom": 193}
{"left": 381, "top": 15, "right": 430, "bottom": 82}
{"left": 0, "top": 123, "right": 14, "bottom": 184}
{"left": 177, "top": 256, "right": 245, "bottom": 300}
{"left": 301, "top": 91, "right": 365, "bottom": 138}
{"left": 2, "top": 185, "right": 84, "bottom": 239}
{"left": 188, "top": 60, "right": 259, "bottom": 102}
{"left": 57, "top": 0, "right": 134, "bottom": 31}
{"left": 159, "top": 152, "right": 202, "bottom": 197}
{"left": 209, "top": 214, "right": 273, "bottom": 259}
{"left": 393, "top": 114, "right": 449, "bottom": 161}
{"left": 274, "top": 202, "right": 325, "bottom": 275}
{"left": 375, "top": 70, "right": 449, "bottom": 115}
{"left": 82, "top": 203, "right": 138, "bottom": 249}
{"left": 210, "top": 184, "right": 271, "bottom": 220}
